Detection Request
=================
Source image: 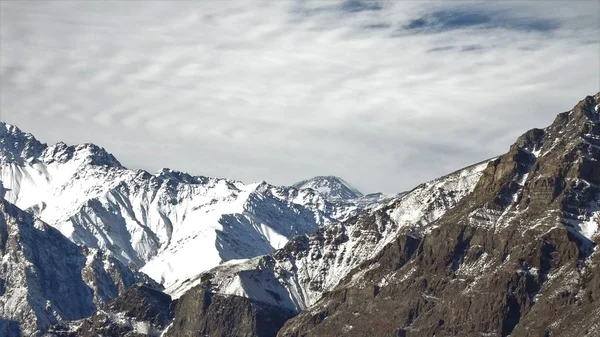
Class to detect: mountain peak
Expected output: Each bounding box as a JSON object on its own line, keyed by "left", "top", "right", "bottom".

{"left": 155, "top": 168, "right": 208, "bottom": 184}
{"left": 292, "top": 175, "right": 363, "bottom": 201}
{"left": 0, "top": 122, "right": 122, "bottom": 168}
{"left": 42, "top": 141, "right": 123, "bottom": 168}
{"left": 0, "top": 121, "right": 46, "bottom": 164}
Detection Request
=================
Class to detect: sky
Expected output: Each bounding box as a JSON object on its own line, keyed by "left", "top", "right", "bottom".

{"left": 1, "top": 0, "right": 599, "bottom": 194}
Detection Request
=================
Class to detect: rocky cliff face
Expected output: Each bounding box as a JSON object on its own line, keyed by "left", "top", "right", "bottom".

{"left": 278, "top": 93, "right": 600, "bottom": 336}
{"left": 47, "top": 284, "right": 172, "bottom": 337}
{"left": 0, "top": 200, "right": 154, "bottom": 336}
{"left": 164, "top": 286, "right": 295, "bottom": 337}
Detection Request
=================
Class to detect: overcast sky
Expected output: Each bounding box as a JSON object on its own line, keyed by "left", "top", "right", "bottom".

{"left": 1, "top": 1, "right": 599, "bottom": 194}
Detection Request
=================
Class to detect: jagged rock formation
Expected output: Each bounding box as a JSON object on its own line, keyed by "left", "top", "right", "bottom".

{"left": 278, "top": 93, "right": 600, "bottom": 336}
{"left": 47, "top": 284, "right": 172, "bottom": 337}
{"left": 0, "top": 199, "right": 154, "bottom": 336}
{"left": 164, "top": 286, "right": 295, "bottom": 337}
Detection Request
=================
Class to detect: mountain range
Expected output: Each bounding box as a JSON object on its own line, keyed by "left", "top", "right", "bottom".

{"left": 0, "top": 120, "right": 385, "bottom": 335}
{"left": 0, "top": 92, "right": 598, "bottom": 336}
{"left": 0, "top": 121, "right": 384, "bottom": 291}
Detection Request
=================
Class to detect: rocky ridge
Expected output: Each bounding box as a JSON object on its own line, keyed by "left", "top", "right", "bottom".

{"left": 0, "top": 199, "right": 156, "bottom": 336}
{"left": 278, "top": 93, "right": 600, "bottom": 336}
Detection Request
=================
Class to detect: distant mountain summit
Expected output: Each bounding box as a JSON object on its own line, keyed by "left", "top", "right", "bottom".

{"left": 0, "top": 122, "right": 121, "bottom": 168}
{"left": 293, "top": 176, "right": 363, "bottom": 201}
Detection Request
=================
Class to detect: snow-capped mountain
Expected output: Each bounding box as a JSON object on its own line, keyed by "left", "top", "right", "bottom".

{"left": 0, "top": 122, "right": 364, "bottom": 289}
{"left": 5, "top": 91, "right": 598, "bottom": 337}
{"left": 97, "top": 92, "right": 599, "bottom": 337}
{"left": 278, "top": 93, "right": 600, "bottom": 336}
{"left": 292, "top": 175, "right": 394, "bottom": 211}
{"left": 293, "top": 176, "right": 363, "bottom": 201}
{"left": 0, "top": 199, "right": 155, "bottom": 336}
{"left": 54, "top": 156, "right": 487, "bottom": 337}
{"left": 167, "top": 159, "right": 489, "bottom": 306}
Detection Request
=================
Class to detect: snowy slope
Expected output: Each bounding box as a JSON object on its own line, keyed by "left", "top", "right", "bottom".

{"left": 0, "top": 199, "right": 154, "bottom": 336}
{"left": 0, "top": 122, "right": 361, "bottom": 288}
{"left": 166, "top": 160, "right": 490, "bottom": 308}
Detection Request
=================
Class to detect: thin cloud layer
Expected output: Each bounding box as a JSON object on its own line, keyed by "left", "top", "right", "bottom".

{"left": 1, "top": 0, "right": 598, "bottom": 193}
{"left": 404, "top": 8, "right": 561, "bottom": 33}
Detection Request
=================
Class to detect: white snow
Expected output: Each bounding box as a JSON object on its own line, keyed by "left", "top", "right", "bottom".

{"left": 181, "top": 159, "right": 491, "bottom": 311}
{"left": 574, "top": 201, "right": 600, "bottom": 240}
{"left": 0, "top": 122, "right": 360, "bottom": 289}
{"left": 389, "top": 160, "right": 489, "bottom": 236}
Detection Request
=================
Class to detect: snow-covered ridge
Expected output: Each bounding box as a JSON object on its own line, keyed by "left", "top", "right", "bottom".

{"left": 0, "top": 122, "right": 45, "bottom": 165}
{"left": 0, "top": 122, "right": 364, "bottom": 289}
{"left": 167, "top": 160, "right": 490, "bottom": 309}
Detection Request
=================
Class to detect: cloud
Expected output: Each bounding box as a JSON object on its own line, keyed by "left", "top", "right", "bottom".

{"left": 0, "top": 0, "right": 598, "bottom": 194}
{"left": 405, "top": 10, "right": 492, "bottom": 31}
{"left": 403, "top": 7, "right": 561, "bottom": 33}
{"left": 339, "top": 0, "right": 382, "bottom": 13}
